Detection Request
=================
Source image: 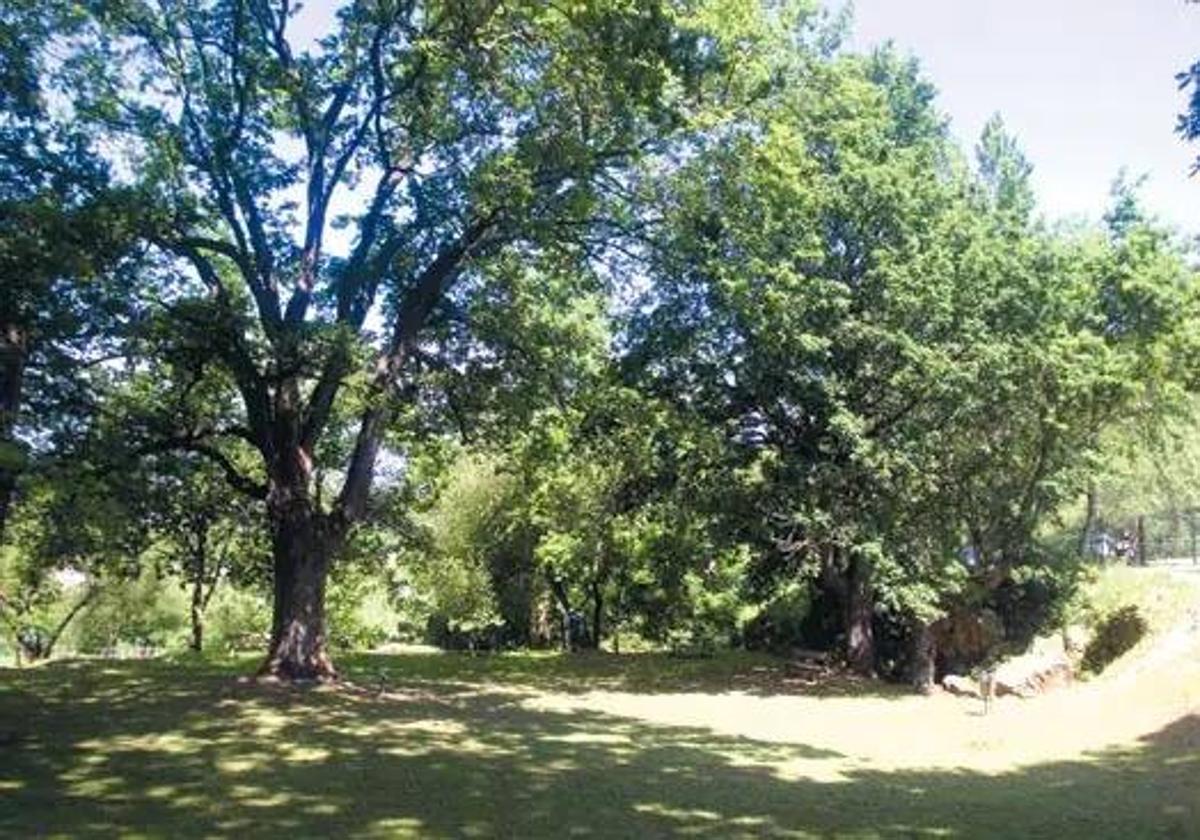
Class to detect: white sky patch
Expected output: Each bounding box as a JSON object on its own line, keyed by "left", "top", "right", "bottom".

{"left": 835, "top": 0, "right": 1200, "bottom": 234}
{"left": 52, "top": 567, "right": 89, "bottom": 588}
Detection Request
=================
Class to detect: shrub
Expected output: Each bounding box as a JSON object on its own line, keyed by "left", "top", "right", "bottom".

{"left": 424, "top": 614, "right": 509, "bottom": 651}
{"left": 72, "top": 571, "right": 188, "bottom": 654}
{"left": 327, "top": 571, "right": 402, "bottom": 651}
{"left": 991, "top": 559, "right": 1084, "bottom": 648}
{"left": 206, "top": 586, "right": 269, "bottom": 652}
{"left": 1082, "top": 605, "right": 1148, "bottom": 674}
{"left": 742, "top": 583, "right": 811, "bottom": 653}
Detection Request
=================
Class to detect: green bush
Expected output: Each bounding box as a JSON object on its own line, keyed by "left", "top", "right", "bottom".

{"left": 424, "top": 614, "right": 510, "bottom": 651}
{"left": 1071, "top": 566, "right": 1196, "bottom": 637}
{"left": 72, "top": 571, "right": 188, "bottom": 654}
{"left": 206, "top": 586, "right": 269, "bottom": 652}
{"left": 742, "top": 583, "right": 812, "bottom": 653}
{"left": 327, "top": 568, "right": 403, "bottom": 651}
{"left": 1082, "top": 605, "right": 1148, "bottom": 674}
{"left": 991, "top": 559, "right": 1084, "bottom": 647}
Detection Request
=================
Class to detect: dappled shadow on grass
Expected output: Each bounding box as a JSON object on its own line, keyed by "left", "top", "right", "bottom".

{"left": 339, "top": 649, "right": 909, "bottom": 699}
{"left": 0, "top": 660, "right": 1196, "bottom": 838}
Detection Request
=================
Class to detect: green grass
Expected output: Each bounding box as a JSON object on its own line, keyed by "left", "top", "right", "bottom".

{"left": 340, "top": 647, "right": 910, "bottom": 698}
{"left": 1, "top": 646, "right": 1197, "bottom": 839}
{"left": 1074, "top": 563, "right": 1200, "bottom": 637}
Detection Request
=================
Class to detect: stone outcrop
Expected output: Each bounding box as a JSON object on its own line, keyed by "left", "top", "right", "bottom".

{"left": 1062, "top": 624, "right": 1092, "bottom": 660}
{"left": 941, "top": 674, "right": 980, "bottom": 698}
{"left": 942, "top": 629, "right": 1077, "bottom": 700}
{"left": 992, "top": 644, "right": 1073, "bottom": 698}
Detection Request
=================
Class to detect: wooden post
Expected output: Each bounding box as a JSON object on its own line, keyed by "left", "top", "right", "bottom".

{"left": 1136, "top": 515, "right": 1147, "bottom": 567}
{"left": 1191, "top": 511, "right": 1198, "bottom": 566}
{"left": 980, "top": 667, "right": 996, "bottom": 715}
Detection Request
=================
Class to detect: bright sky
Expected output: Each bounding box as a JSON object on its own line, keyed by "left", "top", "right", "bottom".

{"left": 838, "top": 0, "right": 1200, "bottom": 234}
{"left": 289, "top": 1, "right": 1199, "bottom": 236}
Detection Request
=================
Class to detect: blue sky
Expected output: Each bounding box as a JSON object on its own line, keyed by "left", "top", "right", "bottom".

{"left": 838, "top": 0, "right": 1200, "bottom": 233}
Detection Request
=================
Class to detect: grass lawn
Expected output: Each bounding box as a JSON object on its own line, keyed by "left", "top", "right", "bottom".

{"left": 2, "top": 568, "right": 1198, "bottom": 838}
{"left": 0, "top": 649, "right": 1196, "bottom": 839}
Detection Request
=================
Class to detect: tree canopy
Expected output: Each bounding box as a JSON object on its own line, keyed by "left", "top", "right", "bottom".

{"left": 1, "top": 0, "right": 1196, "bottom": 688}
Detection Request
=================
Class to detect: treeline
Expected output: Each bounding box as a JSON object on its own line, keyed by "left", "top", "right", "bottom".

{"left": 1, "top": 1, "right": 1197, "bottom": 687}
{"left": 392, "top": 81, "right": 1198, "bottom": 684}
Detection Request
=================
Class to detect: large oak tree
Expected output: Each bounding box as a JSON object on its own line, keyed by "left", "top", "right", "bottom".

{"left": 51, "top": 0, "right": 761, "bottom": 678}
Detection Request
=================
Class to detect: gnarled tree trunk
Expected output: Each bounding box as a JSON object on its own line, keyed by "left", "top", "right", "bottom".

{"left": 845, "top": 553, "right": 875, "bottom": 676}
{"left": 31, "top": 583, "right": 97, "bottom": 662}
{"left": 908, "top": 619, "right": 937, "bottom": 693}
{"left": 1136, "top": 515, "right": 1147, "bottom": 566}
{"left": 1078, "top": 481, "right": 1098, "bottom": 558}
{"left": 548, "top": 575, "right": 574, "bottom": 652}
{"left": 589, "top": 580, "right": 603, "bottom": 651}
{"left": 259, "top": 500, "right": 340, "bottom": 681}
{"left": 188, "top": 530, "right": 208, "bottom": 653}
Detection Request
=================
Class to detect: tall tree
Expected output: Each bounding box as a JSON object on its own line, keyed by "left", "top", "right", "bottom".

{"left": 630, "top": 48, "right": 967, "bottom": 674}
{"left": 143, "top": 458, "right": 267, "bottom": 652}
{"left": 1177, "top": 56, "right": 1200, "bottom": 173}
{"left": 631, "top": 47, "right": 1199, "bottom": 682}
{"left": 54, "top": 0, "right": 764, "bottom": 678}
{"left": 0, "top": 1, "right": 144, "bottom": 538}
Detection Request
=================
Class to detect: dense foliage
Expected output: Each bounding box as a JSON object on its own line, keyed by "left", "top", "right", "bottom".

{"left": 0, "top": 1, "right": 1197, "bottom": 689}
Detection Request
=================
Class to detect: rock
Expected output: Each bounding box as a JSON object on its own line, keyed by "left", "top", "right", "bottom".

{"left": 1063, "top": 624, "right": 1092, "bottom": 658}
{"left": 790, "top": 647, "right": 829, "bottom": 664}
{"left": 942, "top": 674, "right": 980, "bottom": 698}
{"left": 993, "top": 651, "right": 1073, "bottom": 698}
{"left": 1035, "top": 661, "right": 1074, "bottom": 693}
{"left": 1029, "top": 633, "right": 1065, "bottom": 658}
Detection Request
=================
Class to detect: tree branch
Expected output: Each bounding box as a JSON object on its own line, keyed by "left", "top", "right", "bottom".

{"left": 139, "top": 432, "right": 268, "bottom": 501}
{"left": 334, "top": 218, "right": 496, "bottom": 523}
{"left": 44, "top": 583, "right": 98, "bottom": 659}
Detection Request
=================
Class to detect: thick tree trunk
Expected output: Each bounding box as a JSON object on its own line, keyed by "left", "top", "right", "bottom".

{"left": 188, "top": 538, "right": 208, "bottom": 652}
{"left": 259, "top": 509, "right": 338, "bottom": 680}
{"left": 1136, "top": 514, "right": 1147, "bottom": 566}
{"left": 0, "top": 324, "right": 27, "bottom": 540}
{"left": 845, "top": 553, "right": 875, "bottom": 676}
{"left": 908, "top": 619, "right": 937, "bottom": 694}
{"left": 589, "top": 580, "right": 603, "bottom": 651}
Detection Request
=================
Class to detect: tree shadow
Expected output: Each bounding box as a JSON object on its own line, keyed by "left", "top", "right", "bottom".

{"left": 338, "top": 649, "right": 911, "bottom": 699}
{"left": 0, "top": 660, "right": 1195, "bottom": 838}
